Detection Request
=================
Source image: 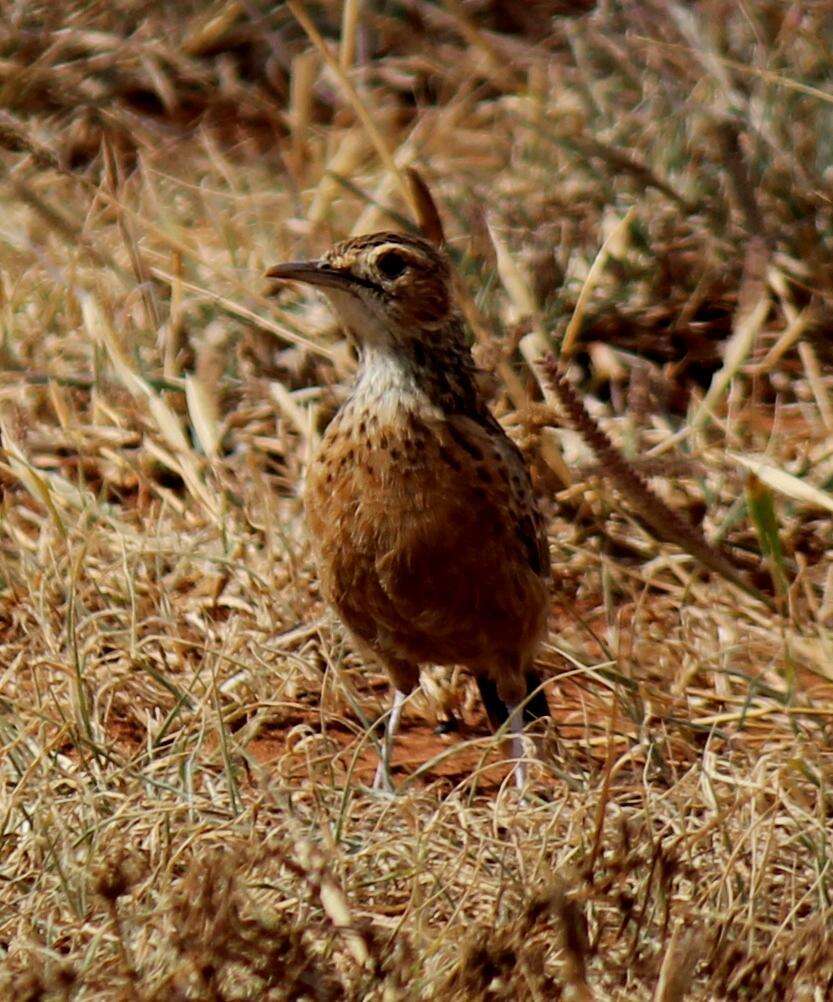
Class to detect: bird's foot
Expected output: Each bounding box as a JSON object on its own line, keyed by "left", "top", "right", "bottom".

{"left": 513, "top": 757, "right": 527, "bottom": 792}
{"left": 372, "top": 761, "right": 396, "bottom": 794}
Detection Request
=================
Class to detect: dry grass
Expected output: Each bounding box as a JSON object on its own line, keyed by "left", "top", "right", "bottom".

{"left": 1, "top": 1, "right": 833, "bottom": 998}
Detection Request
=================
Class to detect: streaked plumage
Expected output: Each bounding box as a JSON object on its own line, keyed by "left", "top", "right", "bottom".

{"left": 267, "top": 232, "right": 550, "bottom": 789}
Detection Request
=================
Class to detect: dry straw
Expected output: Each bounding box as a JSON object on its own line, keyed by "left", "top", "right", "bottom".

{"left": 0, "top": 2, "right": 832, "bottom": 999}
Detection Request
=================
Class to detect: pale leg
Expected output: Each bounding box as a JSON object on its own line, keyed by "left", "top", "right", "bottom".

{"left": 507, "top": 701, "right": 527, "bottom": 790}
{"left": 373, "top": 689, "right": 407, "bottom": 792}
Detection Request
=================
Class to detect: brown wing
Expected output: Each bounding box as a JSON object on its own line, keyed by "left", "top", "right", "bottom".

{"left": 306, "top": 404, "right": 549, "bottom": 670}
{"left": 476, "top": 411, "right": 550, "bottom": 579}
{"left": 369, "top": 412, "right": 550, "bottom": 665}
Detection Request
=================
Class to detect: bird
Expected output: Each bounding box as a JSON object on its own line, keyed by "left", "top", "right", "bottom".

{"left": 266, "top": 231, "right": 551, "bottom": 790}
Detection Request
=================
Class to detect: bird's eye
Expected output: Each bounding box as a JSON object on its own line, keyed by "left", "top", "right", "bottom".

{"left": 376, "top": 250, "right": 409, "bottom": 280}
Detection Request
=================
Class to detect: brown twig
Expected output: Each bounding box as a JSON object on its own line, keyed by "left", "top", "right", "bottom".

{"left": 541, "top": 356, "right": 777, "bottom": 611}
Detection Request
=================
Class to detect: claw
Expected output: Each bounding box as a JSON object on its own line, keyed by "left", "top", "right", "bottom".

{"left": 372, "top": 689, "right": 407, "bottom": 794}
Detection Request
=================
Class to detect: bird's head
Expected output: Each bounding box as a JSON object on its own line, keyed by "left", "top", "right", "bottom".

{"left": 266, "top": 231, "right": 456, "bottom": 351}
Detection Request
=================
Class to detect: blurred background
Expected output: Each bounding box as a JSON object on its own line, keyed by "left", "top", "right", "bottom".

{"left": 2, "top": 2, "right": 833, "bottom": 998}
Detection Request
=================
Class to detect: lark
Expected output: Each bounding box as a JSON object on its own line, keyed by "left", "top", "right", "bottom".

{"left": 267, "top": 232, "right": 550, "bottom": 790}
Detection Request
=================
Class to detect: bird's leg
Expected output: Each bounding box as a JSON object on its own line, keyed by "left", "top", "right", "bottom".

{"left": 507, "top": 701, "right": 527, "bottom": 790}
{"left": 373, "top": 689, "right": 407, "bottom": 792}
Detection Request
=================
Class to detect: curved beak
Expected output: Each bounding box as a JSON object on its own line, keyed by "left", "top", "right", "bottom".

{"left": 265, "top": 261, "right": 368, "bottom": 295}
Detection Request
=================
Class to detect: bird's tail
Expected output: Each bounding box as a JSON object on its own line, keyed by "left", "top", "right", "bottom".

{"left": 476, "top": 671, "right": 549, "bottom": 732}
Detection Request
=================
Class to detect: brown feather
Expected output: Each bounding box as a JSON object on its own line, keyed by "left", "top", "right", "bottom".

{"left": 270, "top": 231, "right": 552, "bottom": 774}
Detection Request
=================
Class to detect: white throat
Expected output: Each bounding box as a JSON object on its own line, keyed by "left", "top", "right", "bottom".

{"left": 351, "top": 344, "right": 438, "bottom": 423}
{"left": 323, "top": 288, "right": 442, "bottom": 423}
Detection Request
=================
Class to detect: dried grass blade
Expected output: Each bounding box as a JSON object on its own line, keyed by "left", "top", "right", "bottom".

{"left": 269, "top": 381, "right": 314, "bottom": 443}
{"left": 0, "top": 412, "right": 116, "bottom": 531}
{"left": 182, "top": 0, "right": 242, "bottom": 56}
{"left": 691, "top": 238, "right": 770, "bottom": 431}
{"left": 632, "top": 34, "right": 833, "bottom": 106}
{"left": 751, "top": 302, "right": 815, "bottom": 374}
{"left": 289, "top": 49, "right": 317, "bottom": 170}
{"left": 163, "top": 248, "right": 186, "bottom": 379}
{"left": 142, "top": 437, "right": 217, "bottom": 517}
{"left": 285, "top": 0, "right": 416, "bottom": 219}
{"left": 653, "top": 925, "right": 702, "bottom": 1002}
{"left": 339, "top": 0, "right": 361, "bottom": 71}
{"left": 551, "top": 879, "right": 594, "bottom": 1002}
{"left": 539, "top": 427, "right": 575, "bottom": 487}
{"left": 82, "top": 293, "right": 219, "bottom": 517}
{"left": 561, "top": 206, "right": 636, "bottom": 358}
{"left": 542, "top": 357, "right": 776, "bottom": 611}
{"left": 440, "top": 0, "right": 516, "bottom": 90}
{"left": 80, "top": 294, "right": 146, "bottom": 398}
{"left": 0, "top": 424, "right": 67, "bottom": 538}
{"left": 295, "top": 840, "right": 372, "bottom": 969}
{"left": 151, "top": 267, "right": 335, "bottom": 360}
{"left": 185, "top": 375, "right": 222, "bottom": 459}
{"left": 730, "top": 453, "right": 833, "bottom": 515}
{"left": 319, "top": 872, "right": 370, "bottom": 968}
{"left": 488, "top": 220, "right": 538, "bottom": 319}
{"left": 798, "top": 341, "right": 833, "bottom": 432}
{"left": 146, "top": 394, "right": 190, "bottom": 456}
{"left": 745, "top": 473, "right": 789, "bottom": 601}
{"left": 212, "top": 676, "right": 240, "bottom": 815}
{"left": 486, "top": 221, "right": 570, "bottom": 431}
